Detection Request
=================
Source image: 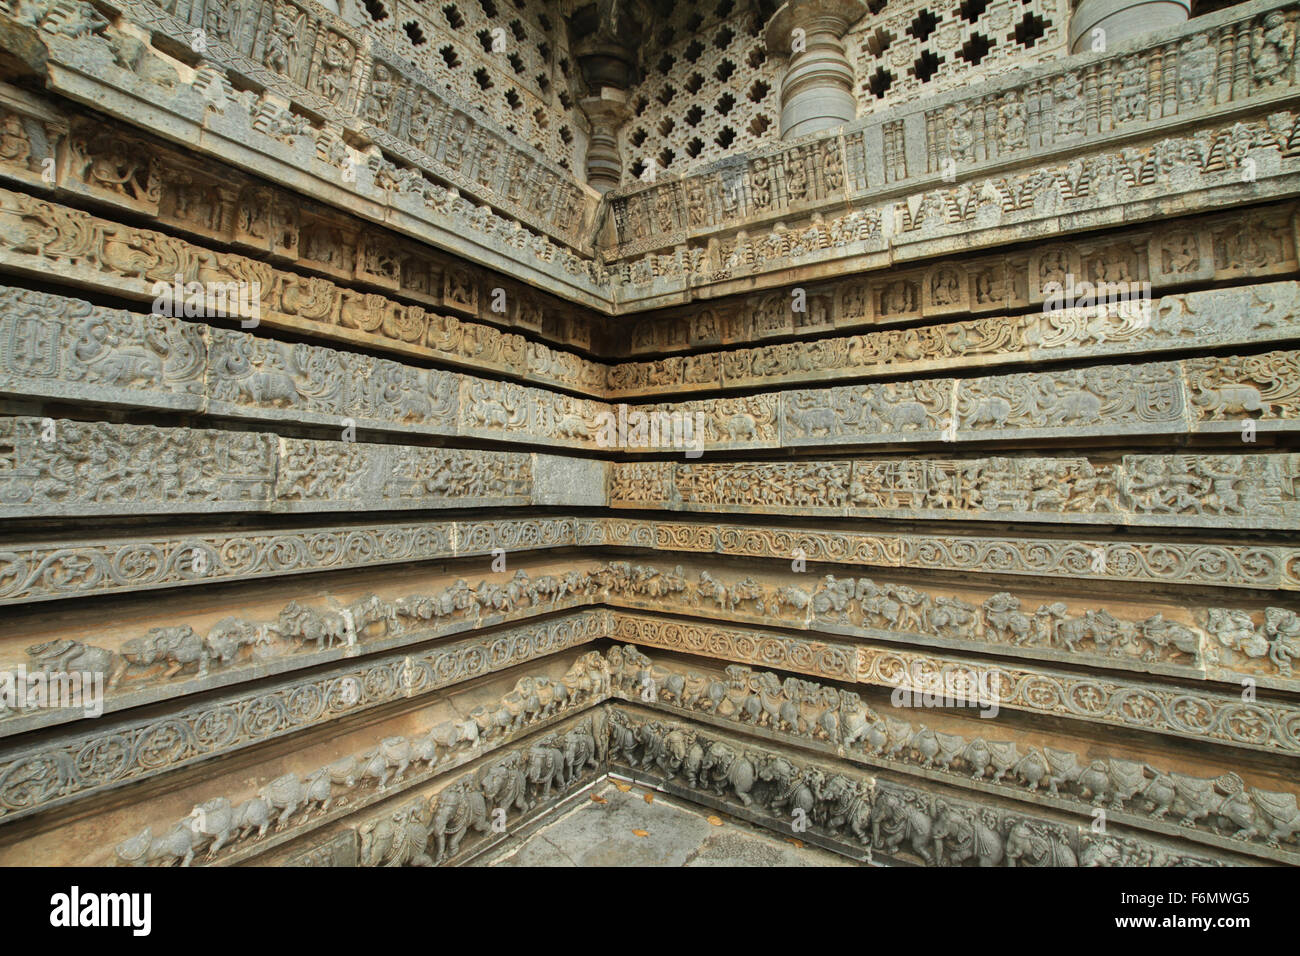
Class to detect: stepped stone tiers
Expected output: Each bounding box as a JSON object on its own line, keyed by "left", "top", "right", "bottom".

{"left": 0, "top": 0, "right": 1298, "bottom": 870}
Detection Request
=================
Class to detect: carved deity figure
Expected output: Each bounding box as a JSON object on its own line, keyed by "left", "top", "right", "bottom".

{"left": 1179, "top": 33, "right": 1216, "bottom": 105}
{"left": 996, "top": 92, "right": 1026, "bottom": 153}
{"left": 263, "top": 5, "right": 301, "bottom": 74}
{"left": 1253, "top": 12, "right": 1296, "bottom": 87}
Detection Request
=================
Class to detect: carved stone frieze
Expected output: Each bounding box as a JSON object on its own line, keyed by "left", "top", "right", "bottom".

{"left": 608, "top": 281, "right": 1300, "bottom": 395}
{"left": 17, "top": 283, "right": 1300, "bottom": 454}
{"left": 2, "top": 0, "right": 1298, "bottom": 875}
{"left": 6, "top": 514, "right": 1295, "bottom": 610}
{"left": 9, "top": 558, "right": 1293, "bottom": 740}
{"left": 111, "top": 661, "right": 611, "bottom": 867}
{"left": 608, "top": 709, "right": 1236, "bottom": 866}
{"left": 587, "top": 517, "right": 1300, "bottom": 591}
{"left": 607, "top": 107, "right": 1300, "bottom": 298}
{"left": 605, "top": 558, "right": 1300, "bottom": 687}
{"left": 0, "top": 92, "right": 607, "bottom": 356}
{"left": 604, "top": 602, "right": 1300, "bottom": 755}
{"left": 611, "top": 645, "right": 1300, "bottom": 862}
{"left": 0, "top": 612, "right": 610, "bottom": 824}
{"left": 612, "top": 453, "right": 1300, "bottom": 529}
{"left": 0, "top": 416, "right": 597, "bottom": 517}
{"left": 0, "top": 517, "right": 578, "bottom": 605}
{"left": 32, "top": 0, "right": 599, "bottom": 252}
{"left": 0, "top": 189, "right": 605, "bottom": 393}
{"left": 859, "top": 645, "right": 1300, "bottom": 756}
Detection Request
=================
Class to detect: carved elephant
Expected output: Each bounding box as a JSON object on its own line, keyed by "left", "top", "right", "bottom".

{"left": 700, "top": 741, "right": 756, "bottom": 806}
{"left": 1005, "top": 821, "right": 1077, "bottom": 867}
{"left": 25, "top": 639, "right": 124, "bottom": 689}
{"left": 933, "top": 803, "right": 1004, "bottom": 867}
{"left": 870, "top": 791, "right": 933, "bottom": 863}
{"left": 430, "top": 777, "right": 490, "bottom": 863}
{"left": 561, "top": 727, "right": 596, "bottom": 784}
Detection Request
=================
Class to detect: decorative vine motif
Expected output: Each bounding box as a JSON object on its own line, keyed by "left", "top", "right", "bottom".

{"left": 0, "top": 517, "right": 579, "bottom": 605}
{"left": 6, "top": 514, "right": 1293, "bottom": 609}
{"left": 609, "top": 612, "right": 858, "bottom": 682}
{"left": 860, "top": 647, "right": 1300, "bottom": 756}
{"left": 590, "top": 518, "right": 1298, "bottom": 591}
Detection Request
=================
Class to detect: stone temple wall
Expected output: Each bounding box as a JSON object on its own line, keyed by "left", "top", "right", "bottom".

{"left": 0, "top": 0, "right": 1298, "bottom": 868}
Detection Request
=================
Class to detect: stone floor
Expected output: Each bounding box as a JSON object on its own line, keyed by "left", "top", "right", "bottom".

{"left": 473, "top": 777, "right": 854, "bottom": 867}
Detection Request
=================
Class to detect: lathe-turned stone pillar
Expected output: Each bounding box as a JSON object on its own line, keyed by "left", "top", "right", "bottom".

{"left": 571, "top": 0, "right": 650, "bottom": 191}
{"left": 579, "top": 90, "right": 631, "bottom": 194}
{"left": 1068, "top": 0, "right": 1190, "bottom": 53}
{"left": 765, "top": 0, "right": 869, "bottom": 140}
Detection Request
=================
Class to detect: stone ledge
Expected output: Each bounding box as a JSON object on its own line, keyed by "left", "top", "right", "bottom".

{"left": 611, "top": 453, "right": 1300, "bottom": 530}
{"left": 0, "top": 613, "right": 609, "bottom": 826}
{"left": 0, "top": 416, "right": 612, "bottom": 518}
{"left": 3, "top": 515, "right": 1293, "bottom": 609}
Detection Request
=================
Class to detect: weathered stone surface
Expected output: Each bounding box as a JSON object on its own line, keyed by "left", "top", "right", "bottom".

{"left": 0, "top": 416, "right": 623, "bottom": 516}
{"left": 607, "top": 646, "right": 1300, "bottom": 863}
{"left": 0, "top": 617, "right": 610, "bottom": 826}
{"left": 607, "top": 281, "right": 1300, "bottom": 395}
{"left": 608, "top": 708, "right": 1245, "bottom": 866}
{"left": 603, "top": 1, "right": 1300, "bottom": 294}
{"left": 612, "top": 453, "right": 1300, "bottom": 529}
{"left": 0, "top": 517, "right": 580, "bottom": 605}
{"left": 475, "top": 780, "right": 853, "bottom": 867}
{"left": 6, "top": 513, "right": 1294, "bottom": 610}
{"left": 0, "top": 188, "right": 604, "bottom": 392}
{"left": 2, "top": 0, "right": 1297, "bottom": 872}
